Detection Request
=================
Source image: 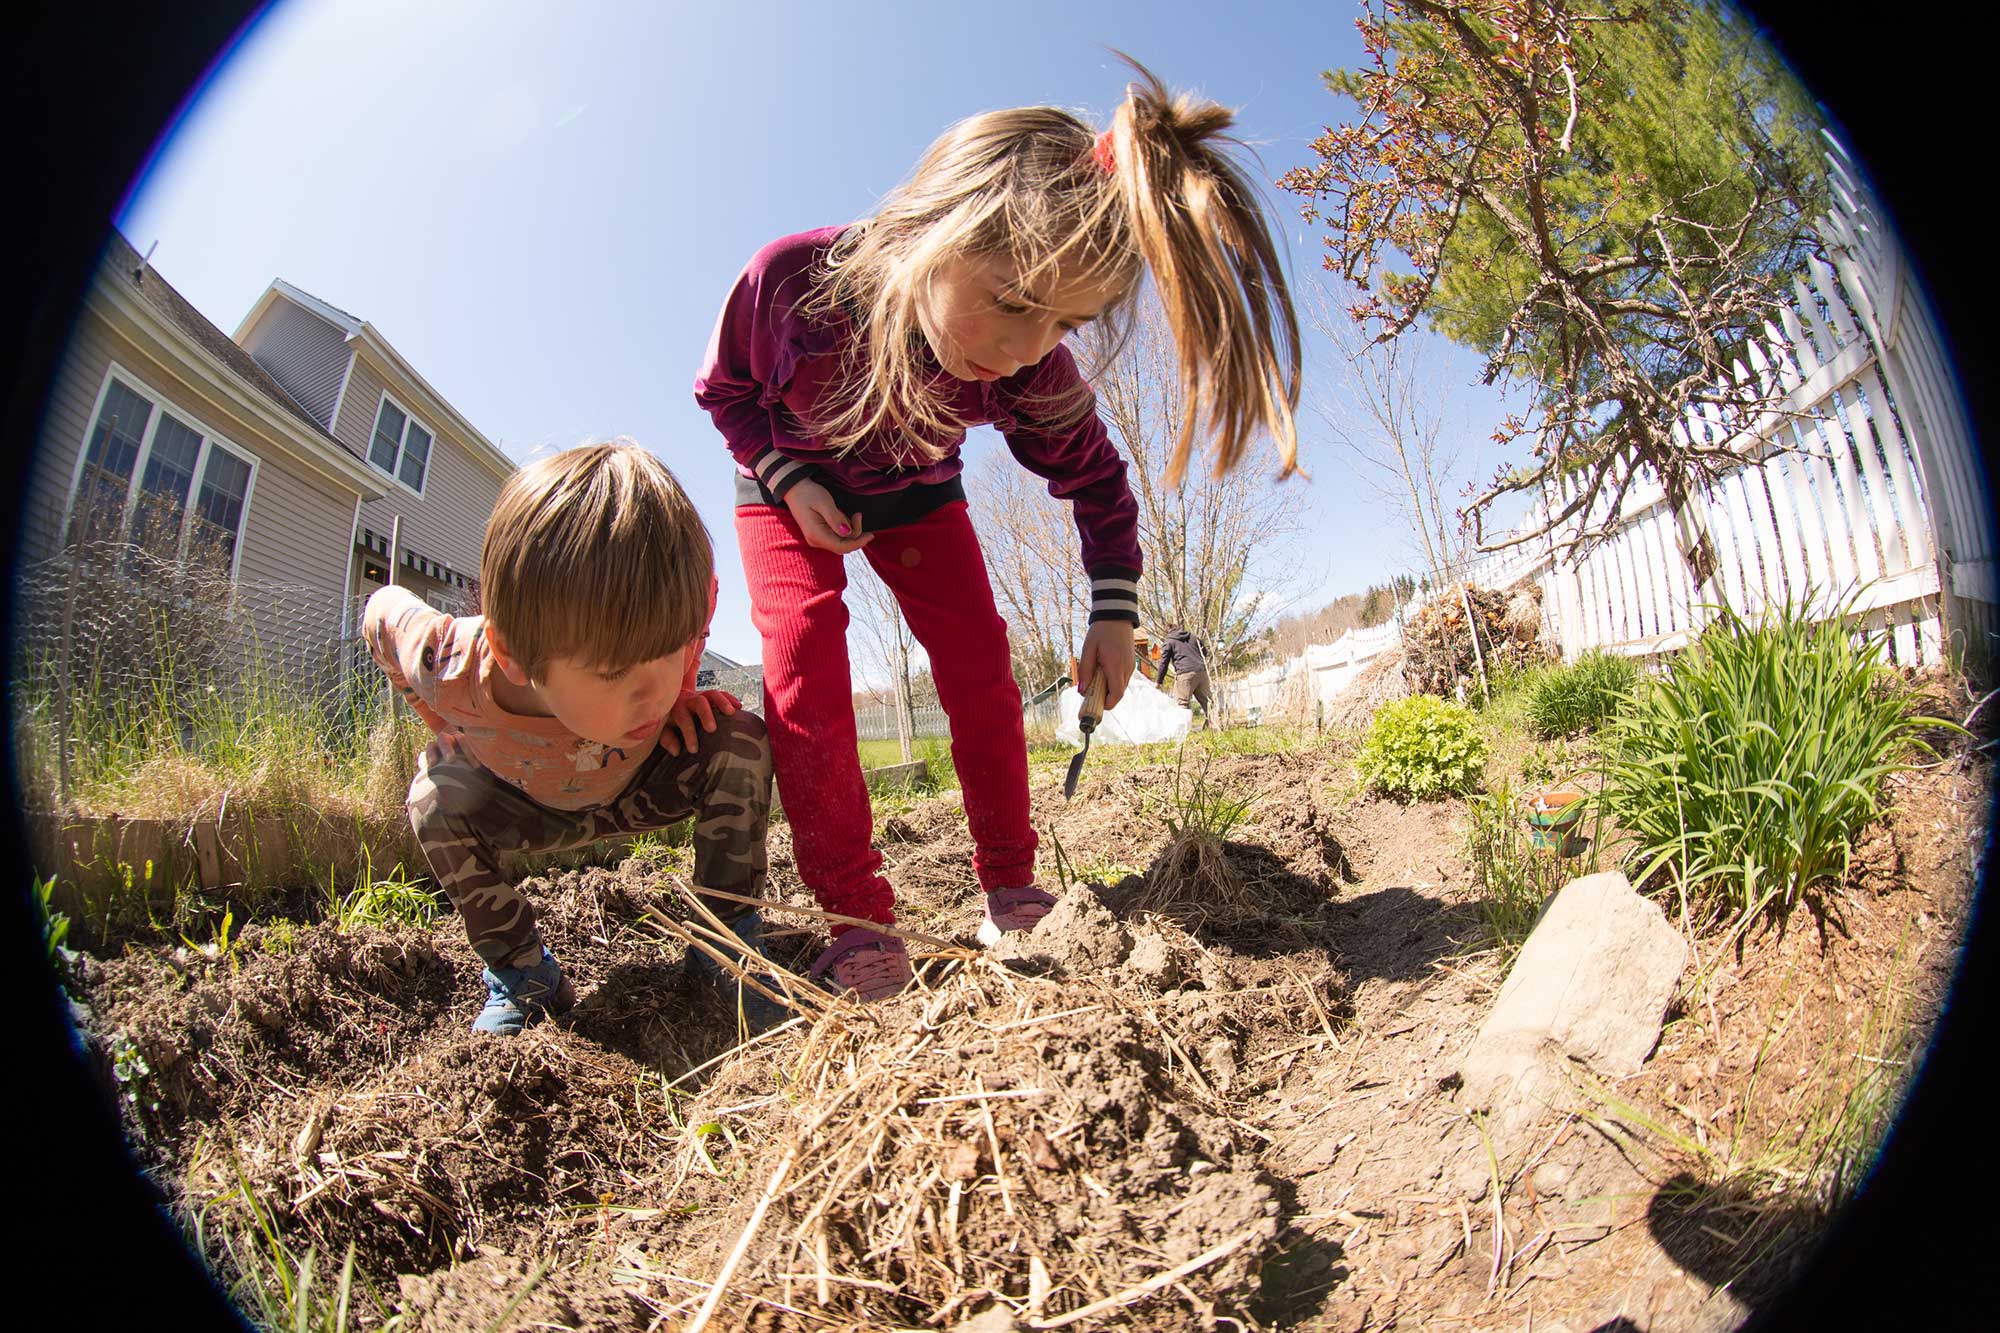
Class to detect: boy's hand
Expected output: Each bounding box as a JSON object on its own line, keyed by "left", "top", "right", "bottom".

{"left": 1078, "top": 621, "right": 1136, "bottom": 711}
{"left": 784, "top": 478, "right": 874, "bottom": 554}
{"left": 660, "top": 690, "right": 741, "bottom": 756}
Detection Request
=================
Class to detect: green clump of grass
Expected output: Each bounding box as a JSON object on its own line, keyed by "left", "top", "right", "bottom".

{"left": 326, "top": 854, "right": 439, "bottom": 932}
{"left": 1357, "top": 695, "right": 1488, "bottom": 801}
{"left": 1600, "top": 595, "right": 1954, "bottom": 923}
{"left": 1465, "top": 777, "right": 1597, "bottom": 961}
{"left": 1524, "top": 651, "right": 1641, "bottom": 739}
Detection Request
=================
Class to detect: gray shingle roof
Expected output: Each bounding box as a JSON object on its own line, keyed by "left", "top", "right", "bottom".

{"left": 105, "top": 231, "right": 363, "bottom": 463}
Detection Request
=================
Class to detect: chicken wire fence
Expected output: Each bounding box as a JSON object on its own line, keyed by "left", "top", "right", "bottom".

{"left": 10, "top": 543, "right": 376, "bottom": 807}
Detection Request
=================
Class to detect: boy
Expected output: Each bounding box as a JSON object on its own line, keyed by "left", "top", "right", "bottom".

{"left": 363, "top": 442, "right": 779, "bottom": 1035}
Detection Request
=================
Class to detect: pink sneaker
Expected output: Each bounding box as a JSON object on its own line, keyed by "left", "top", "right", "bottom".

{"left": 809, "top": 927, "right": 912, "bottom": 1002}
{"left": 977, "top": 884, "right": 1058, "bottom": 946}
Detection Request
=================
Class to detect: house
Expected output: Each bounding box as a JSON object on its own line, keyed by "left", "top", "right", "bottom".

{"left": 23, "top": 230, "right": 759, "bottom": 696}
{"left": 234, "top": 277, "right": 514, "bottom": 627}
{"left": 20, "top": 231, "right": 512, "bottom": 686}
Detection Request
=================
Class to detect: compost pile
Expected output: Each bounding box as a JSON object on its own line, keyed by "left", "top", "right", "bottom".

{"left": 1400, "top": 581, "right": 1551, "bottom": 696}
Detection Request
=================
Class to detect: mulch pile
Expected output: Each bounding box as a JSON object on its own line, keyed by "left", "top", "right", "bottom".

{"left": 1400, "top": 581, "right": 1553, "bottom": 697}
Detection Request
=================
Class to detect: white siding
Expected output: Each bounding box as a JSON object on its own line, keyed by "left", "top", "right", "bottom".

{"left": 240, "top": 299, "right": 352, "bottom": 428}
{"left": 333, "top": 352, "right": 505, "bottom": 578}
{"left": 25, "top": 313, "right": 363, "bottom": 676}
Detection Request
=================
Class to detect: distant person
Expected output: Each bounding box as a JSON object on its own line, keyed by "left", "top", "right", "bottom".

{"left": 1155, "top": 624, "right": 1214, "bottom": 728}
{"left": 363, "top": 443, "right": 780, "bottom": 1035}
{"left": 695, "top": 56, "right": 1301, "bottom": 1001}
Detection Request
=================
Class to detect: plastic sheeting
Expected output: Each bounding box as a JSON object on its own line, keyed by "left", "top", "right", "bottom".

{"left": 1054, "top": 671, "right": 1192, "bottom": 747}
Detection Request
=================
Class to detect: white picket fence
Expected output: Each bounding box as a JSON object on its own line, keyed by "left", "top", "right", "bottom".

{"left": 1225, "top": 619, "right": 1405, "bottom": 717}
{"left": 1457, "top": 137, "right": 1993, "bottom": 667}
{"left": 1220, "top": 137, "right": 1992, "bottom": 715}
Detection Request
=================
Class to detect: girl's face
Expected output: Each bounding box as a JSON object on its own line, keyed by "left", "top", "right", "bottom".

{"left": 917, "top": 254, "right": 1121, "bottom": 382}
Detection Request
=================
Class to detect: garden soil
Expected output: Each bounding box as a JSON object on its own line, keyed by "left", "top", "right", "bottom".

{"left": 69, "top": 736, "right": 1991, "bottom": 1331}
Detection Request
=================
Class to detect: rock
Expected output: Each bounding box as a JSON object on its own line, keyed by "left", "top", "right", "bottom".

{"left": 1125, "top": 932, "right": 1180, "bottom": 987}
{"left": 953, "top": 1306, "right": 1025, "bottom": 1332}
{"left": 1458, "top": 871, "right": 1687, "bottom": 1150}
{"left": 1531, "top": 1160, "right": 1573, "bottom": 1198}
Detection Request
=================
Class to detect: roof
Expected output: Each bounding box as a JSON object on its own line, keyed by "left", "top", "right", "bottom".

{"left": 105, "top": 232, "right": 365, "bottom": 465}
{"left": 255, "top": 279, "right": 516, "bottom": 483}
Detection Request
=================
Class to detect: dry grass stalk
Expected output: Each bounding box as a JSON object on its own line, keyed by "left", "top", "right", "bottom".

{"left": 646, "top": 953, "right": 1287, "bottom": 1328}
{"left": 1027, "top": 1228, "right": 1260, "bottom": 1330}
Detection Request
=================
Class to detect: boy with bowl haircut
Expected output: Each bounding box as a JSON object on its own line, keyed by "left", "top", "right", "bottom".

{"left": 363, "top": 441, "right": 777, "bottom": 1034}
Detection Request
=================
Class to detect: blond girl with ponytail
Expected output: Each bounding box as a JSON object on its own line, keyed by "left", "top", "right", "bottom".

{"left": 695, "top": 56, "right": 1300, "bottom": 1001}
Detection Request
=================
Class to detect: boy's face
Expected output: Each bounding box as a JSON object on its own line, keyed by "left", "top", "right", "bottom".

{"left": 523, "top": 647, "right": 691, "bottom": 748}
{"left": 918, "top": 254, "right": 1120, "bottom": 383}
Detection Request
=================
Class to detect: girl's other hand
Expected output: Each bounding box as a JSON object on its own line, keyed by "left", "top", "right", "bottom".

{"left": 1077, "top": 620, "right": 1136, "bottom": 711}
{"left": 658, "top": 689, "right": 739, "bottom": 756}
{"left": 784, "top": 478, "right": 874, "bottom": 554}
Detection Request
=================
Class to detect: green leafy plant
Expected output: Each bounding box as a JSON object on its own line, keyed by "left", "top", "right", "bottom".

{"left": 1357, "top": 695, "right": 1489, "bottom": 800}
{"left": 1600, "top": 595, "right": 1954, "bottom": 922}
{"left": 1526, "top": 651, "right": 1641, "bottom": 739}
{"left": 33, "top": 874, "right": 70, "bottom": 965}
{"left": 110, "top": 1031, "right": 160, "bottom": 1120}
{"left": 181, "top": 907, "right": 238, "bottom": 968}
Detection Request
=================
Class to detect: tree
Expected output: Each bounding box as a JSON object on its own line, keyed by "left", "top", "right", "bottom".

{"left": 974, "top": 301, "right": 1303, "bottom": 693}
{"left": 1308, "top": 277, "right": 1473, "bottom": 588}
{"left": 1281, "top": 0, "right": 1828, "bottom": 602}
{"left": 846, "top": 559, "right": 921, "bottom": 762}
{"left": 969, "top": 449, "right": 1093, "bottom": 689}
{"left": 1089, "top": 302, "right": 1304, "bottom": 675}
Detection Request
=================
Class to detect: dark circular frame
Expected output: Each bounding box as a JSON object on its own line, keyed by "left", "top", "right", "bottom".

{"left": 4, "top": 3, "right": 1995, "bottom": 1329}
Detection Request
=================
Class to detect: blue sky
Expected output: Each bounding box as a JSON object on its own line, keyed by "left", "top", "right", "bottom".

{"left": 118, "top": 0, "right": 1525, "bottom": 663}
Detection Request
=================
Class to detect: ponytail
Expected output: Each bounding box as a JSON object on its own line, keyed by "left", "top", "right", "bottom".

{"left": 1103, "top": 55, "right": 1302, "bottom": 482}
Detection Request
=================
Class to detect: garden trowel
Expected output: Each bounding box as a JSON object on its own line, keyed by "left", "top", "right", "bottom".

{"left": 1062, "top": 671, "right": 1108, "bottom": 800}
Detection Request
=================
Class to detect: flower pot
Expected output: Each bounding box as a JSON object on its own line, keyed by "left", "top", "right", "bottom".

{"left": 1523, "top": 789, "right": 1587, "bottom": 850}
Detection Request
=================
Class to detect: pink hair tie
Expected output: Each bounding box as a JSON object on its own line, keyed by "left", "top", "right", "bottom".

{"left": 1092, "top": 128, "right": 1116, "bottom": 175}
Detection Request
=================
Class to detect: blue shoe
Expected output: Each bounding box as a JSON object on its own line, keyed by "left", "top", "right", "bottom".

{"left": 687, "top": 911, "right": 791, "bottom": 1035}
{"left": 472, "top": 947, "right": 576, "bottom": 1036}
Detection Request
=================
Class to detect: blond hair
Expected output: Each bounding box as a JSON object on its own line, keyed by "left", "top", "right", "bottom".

{"left": 480, "top": 442, "right": 712, "bottom": 677}
{"left": 804, "top": 54, "right": 1300, "bottom": 484}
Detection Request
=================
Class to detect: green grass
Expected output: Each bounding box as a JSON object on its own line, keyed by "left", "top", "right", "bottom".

{"left": 1524, "top": 651, "right": 1641, "bottom": 739}
{"left": 1600, "top": 594, "right": 1955, "bottom": 923}
{"left": 1464, "top": 777, "right": 1600, "bottom": 961}
{"left": 858, "top": 734, "right": 956, "bottom": 791}
{"left": 326, "top": 854, "right": 439, "bottom": 932}
{"left": 191, "top": 1154, "right": 408, "bottom": 1332}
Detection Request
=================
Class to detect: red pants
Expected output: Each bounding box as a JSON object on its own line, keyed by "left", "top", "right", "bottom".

{"left": 736, "top": 501, "right": 1035, "bottom": 930}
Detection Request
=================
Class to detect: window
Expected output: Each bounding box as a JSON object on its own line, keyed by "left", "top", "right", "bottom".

{"left": 369, "top": 393, "right": 433, "bottom": 493}
{"left": 66, "top": 366, "right": 259, "bottom": 580}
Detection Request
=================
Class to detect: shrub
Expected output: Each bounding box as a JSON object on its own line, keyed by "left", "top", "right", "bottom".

{"left": 1525, "top": 651, "right": 1640, "bottom": 738}
{"left": 1600, "top": 597, "right": 1951, "bottom": 922}
{"left": 1357, "top": 695, "right": 1488, "bottom": 800}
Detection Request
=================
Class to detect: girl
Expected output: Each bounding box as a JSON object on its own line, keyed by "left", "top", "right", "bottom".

{"left": 694, "top": 59, "right": 1301, "bottom": 1000}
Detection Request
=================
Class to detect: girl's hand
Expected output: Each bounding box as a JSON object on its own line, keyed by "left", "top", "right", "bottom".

{"left": 660, "top": 689, "right": 741, "bottom": 756}
{"left": 1077, "top": 620, "right": 1136, "bottom": 711}
{"left": 783, "top": 478, "right": 874, "bottom": 554}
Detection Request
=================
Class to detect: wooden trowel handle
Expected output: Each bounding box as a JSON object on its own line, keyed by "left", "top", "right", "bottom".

{"left": 1079, "top": 671, "right": 1108, "bottom": 731}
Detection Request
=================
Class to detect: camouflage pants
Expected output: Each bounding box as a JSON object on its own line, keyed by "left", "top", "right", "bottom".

{"left": 408, "top": 709, "right": 773, "bottom": 967}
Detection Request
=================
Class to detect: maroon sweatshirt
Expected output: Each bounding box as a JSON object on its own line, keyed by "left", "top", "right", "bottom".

{"left": 693, "top": 226, "right": 1141, "bottom": 624}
